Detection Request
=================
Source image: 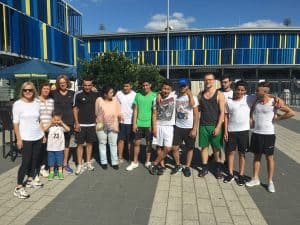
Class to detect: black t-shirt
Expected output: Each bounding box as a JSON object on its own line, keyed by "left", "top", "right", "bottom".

{"left": 74, "top": 91, "right": 98, "bottom": 125}
{"left": 51, "top": 90, "right": 75, "bottom": 125}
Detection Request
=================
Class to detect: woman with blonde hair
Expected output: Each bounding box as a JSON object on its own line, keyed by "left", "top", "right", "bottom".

{"left": 13, "top": 81, "right": 44, "bottom": 199}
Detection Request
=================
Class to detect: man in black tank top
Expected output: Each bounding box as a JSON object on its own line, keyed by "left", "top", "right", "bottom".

{"left": 198, "top": 73, "right": 225, "bottom": 179}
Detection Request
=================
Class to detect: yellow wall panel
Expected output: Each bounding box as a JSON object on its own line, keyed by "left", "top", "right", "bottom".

{"left": 42, "top": 23, "right": 48, "bottom": 60}
{"left": 2, "top": 5, "right": 7, "bottom": 51}
{"left": 266, "top": 48, "right": 269, "bottom": 64}
{"left": 46, "top": 0, "right": 51, "bottom": 25}
{"left": 73, "top": 38, "right": 77, "bottom": 66}
{"left": 25, "top": 0, "right": 31, "bottom": 16}
{"left": 65, "top": 3, "right": 69, "bottom": 33}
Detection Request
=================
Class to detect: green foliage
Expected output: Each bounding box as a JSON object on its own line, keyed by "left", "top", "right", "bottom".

{"left": 79, "top": 52, "right": 164, "bottom": 92}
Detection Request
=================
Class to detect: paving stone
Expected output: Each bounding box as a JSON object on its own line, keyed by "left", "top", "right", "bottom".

{"left": 30, "top": 196, "right": 54, "bottom": 210}
{"left": 183, "top": 192, "right": 197, "bottom": 204}
{"left": 6, "top": 201, "right": 33, "bottom": 217}
{"left": 148, "top": 217, "right": 166, "bottom": 225}
{"left": 3, "top": 197, "right": 22, "bottom": 208}
{"left": 245, "top": 208, "right": 268, "bottom": 225}
{"left": 183, "top": 183, "right": 195, "bottom": 193}
{"left": 183, "top": 203, "right": 198, "bottom": 220}
{"left": 183, "top": 220, "right": 199, "bottom": 225}
{"left": 213, "top": 206, "right": 233, "bottom": 224}
{"left": 226, "top": 200, "right": 246, "bottom": 216}
{"left": 0, "top": 206, "right": 11, "bottom": 217}
{"left": 153, "top": 190, "right": 169, "bottom": 203}
{"left": 195, "top": 185, "right": 210, "bottom": 199}
{"left": 167, "top": 197, "right": 182, "bottom": 211}
{"left": 166, "top": 210, "right": 182, "bottom": 225}
{"left": 149, "top": 202, "right": 167, "bottom": 218}
{"left": 170, "top": 176, "right": 182, "bottom": 187}
{"left": 157, "top": 180, "right": 170, "bottom": 191}
{"left": 197, "top": 198, "right": 213, "bottom": 214}
{"left": 0, "top": 215, "right": 15, "bottom": 225}
{"left": 198, "top": 213, "right": 216, "bottom": 225}
{"left": 10, "top": 209, "right": 40, "bottom": 225}
{"left": 222, "top": 189, "right": 239, "bottom": 201}
{"left": 238, "top": 196, "right": 258, "bottom": 209}
{"left": 169, "top": 186, "right": 182, "bottom": 198}
{"left": 231, "top": 215, "right": 251, "bottom": 225}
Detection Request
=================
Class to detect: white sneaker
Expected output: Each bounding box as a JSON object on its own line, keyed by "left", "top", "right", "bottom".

{"left": 75, "top": 165, "right": 84, "bottom": 175}
{"left": 144, "top": 161, "right": 151, "bottom": 168}
{"left": 268, "top": 181, "right": 276, "bottom": 193}
{"left": 126, "top": 162, "right": 139, "bottom": 171}
{"left": 245, "top": 179, "right": 260, "bottom": 187}
{"left": 40, "top": 168, "right": 49, "bottom": 178}
{"left": 87, "top": 162, "right": 95, "bottom": 171}
{"left": 14, "top": 187, "right": 30, "bottom": 199}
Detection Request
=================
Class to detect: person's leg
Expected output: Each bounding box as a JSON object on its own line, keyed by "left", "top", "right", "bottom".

{"left": 118, "top": 139, "right": 125, "bottom": 160}
{"left": 266, "top": 154, "right": 274, "bottom": 183}
{"left": 133, "top": 139, "right": 141, "bottom": 163}
{"left": 172, "top": 146, "right": 180, "bottom": 165}
{"left": 97, "top": 130, "right": 108, "bottom": 165}
{"left": 77, "top": 144, "right": 84, "bottom": 166}
{"left": 253, "top": 153, "right": 262, "bottom": 180}
{"left": 227, "top": 151, "right": 235, "bottom": 176}
{"left": 57, "top": 151, "right": 64, "bottom": 179}
{"left": 108, "top": 131, "right": 119, "bottom": 166}
{"left": 30, "top": 139, "right": 42, "bottom": 179}
{"left": 238, "top": 152, "right": 246, "bottom": 176}
{"left": 17, "top": 141, "right": 32, "bottom": 187}
{"left": 145, "top": 128, "right": 152, "bottom": 164}
{"left": 63, "top": 130, "right": 71, "bottom": 166}
{"left": 86, "top": 143, "right": 93, "bottom": 162}
{"left": 47, "top": 152, "right": 55, "bottom": 180}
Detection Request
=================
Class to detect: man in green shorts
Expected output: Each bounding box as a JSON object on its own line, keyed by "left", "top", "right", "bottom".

{"left": 198, "top": 73, "right": 225, "bottom": 179}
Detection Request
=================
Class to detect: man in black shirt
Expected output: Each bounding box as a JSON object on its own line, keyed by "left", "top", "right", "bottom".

{"left": 73, "top": 79, "right": 98, "bottom": 175}
{"left": 52, "top": 75, "right": 75, "bottom": 174}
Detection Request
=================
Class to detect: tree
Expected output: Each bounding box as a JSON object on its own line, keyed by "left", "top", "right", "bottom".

{"left": 79, "top": 52, "right": 164, "bottom": 92}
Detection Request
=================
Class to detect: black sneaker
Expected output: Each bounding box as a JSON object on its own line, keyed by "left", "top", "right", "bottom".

{"left": 215, "top": 167, "right": 223, "bottom": 179}
{"left": 112, "top": 165, "right": 119, "bottom": 170}
{"left": 157, "top": 167, "right": 164, "bottom": 176}
{"left": 223, "top": 174, "right": 234, "bottom": 183}
{"left": 171, "top": 165, "right": 182, "bottom": 175}
{"left": 101, "top": 164, "right": 108, "bottom": 170}
{"left": 149, "top": 164, "right": 159, "bottom": 175}
{"left": 198, "top": 168, "right": 208, "bottom": 177}
{"left": 183, "top": 167, "right": 191, "bottom": 177}
{"left": 236, "top": 175, "right": 245, "bottom": 186}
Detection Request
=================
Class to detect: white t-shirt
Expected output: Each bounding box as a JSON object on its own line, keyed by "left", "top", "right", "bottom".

{"left": 13, "top": 99, "right": 44, "bottom": 141}
{"left": 253, "top": 99, "right": 276, "bottom": 135}
{"left": 225, "top": 95, "right": 256, "bottom": 132}
{"left": 116, "top": 90, "right": 136, "bottom": 124}
{"left": 36, "top": 97, "right": 54, "bottom": 128}
{"left": 175, "top": 95, "right": 199, "bottom": 129}
{"left": 47, "top": 125, "right": 65, "bottom": 151}
{"left": 153, "top": 94, "right": 177, "bottom": 126}
{"left": 223, "top": 90, "right": 233, "bottom": 102}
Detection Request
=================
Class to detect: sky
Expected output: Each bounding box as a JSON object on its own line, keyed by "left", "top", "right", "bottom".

{"left": 66, "top": 0, "right": 300, "bottom": 35}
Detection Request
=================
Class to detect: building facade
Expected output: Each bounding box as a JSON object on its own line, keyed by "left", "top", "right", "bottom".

{"left": 0, "top": 0, "right": 84, "bottom": 68}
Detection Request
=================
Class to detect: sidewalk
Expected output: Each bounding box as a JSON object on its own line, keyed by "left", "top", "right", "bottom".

{"left": 0, "top": 112, "right": 299, "bottom": 225}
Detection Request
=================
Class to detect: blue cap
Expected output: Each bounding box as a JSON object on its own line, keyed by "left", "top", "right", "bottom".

{"left": 178, "top": 78, "right": 190, "bottom": 86}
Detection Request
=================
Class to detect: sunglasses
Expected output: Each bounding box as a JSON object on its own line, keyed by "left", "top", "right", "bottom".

{"left": 23, "top": 89, "right": 33, "bottom": 93}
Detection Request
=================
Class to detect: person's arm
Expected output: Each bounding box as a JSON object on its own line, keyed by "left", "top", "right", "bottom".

{"left": 132, "top": 104, "right": 138, "bottom": 133}
{"left": 12, "top": 103, "right": 23, "bottom": 150}
{"left": 213, "top": 91, "right": 225, "bottom": 136}
{"left": 224, "top": 113, "right": 229, "bottom": 142}
{"left": 189, "top": 106, "right": 199, "bottom": 138}
{"left": 152, "top": 108, "right": 157, "bottom": 137}
{"left": 73, "top": 106, "right": 80, "bottom": 132}
{"left": 275, "top": 105, "right": 296, "bottom": 121}
{"left": 186, "top": 88, "right": 195, "bottom": 107}
{"left": 60, "top": 120, "right": 70, "bottom": 132}
{"left": 13, "top": 123, "right": 23, "bottom": 150}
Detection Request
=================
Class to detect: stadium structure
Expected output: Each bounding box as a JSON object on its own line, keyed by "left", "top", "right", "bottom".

{"left": 1, "top": 0, "right": 300, "bottom": 104}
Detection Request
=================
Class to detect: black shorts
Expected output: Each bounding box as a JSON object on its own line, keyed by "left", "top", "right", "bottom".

{"left": 250, "top": 133, "right": 276, "bottom": 156}
{"left": 134, "top": 127, "right": 152, "bottom": 142}
{"left": 173, "top": 126, "right": 195, "bottom": 150}
{"left": 118, "top": 124, "right": 134, "bottom": 141}
{"left": 76, "top": 126, "right": 97, "bottom": 144}
{"left": 226, "top": 130, "right": 249, "bottom": 153}
{"left": 64, "top": 125, "right": 74, "bottom": 148}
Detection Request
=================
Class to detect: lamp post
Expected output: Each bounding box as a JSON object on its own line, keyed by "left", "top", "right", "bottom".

{"left": 166, "top": 0, "right": 170, "bottom": 79}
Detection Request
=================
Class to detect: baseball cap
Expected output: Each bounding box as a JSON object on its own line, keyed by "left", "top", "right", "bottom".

{"left": 178, "top": 78, "right": 190, "bottom": 86}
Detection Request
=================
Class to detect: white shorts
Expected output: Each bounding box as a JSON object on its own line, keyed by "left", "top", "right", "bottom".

{"left": 152, "top": 125, "right": 174, "bottom": 147}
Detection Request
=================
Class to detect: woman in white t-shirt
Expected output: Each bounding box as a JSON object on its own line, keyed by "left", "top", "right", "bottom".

{"left": 13, "top": 82, "right": 44, "bottom": 199}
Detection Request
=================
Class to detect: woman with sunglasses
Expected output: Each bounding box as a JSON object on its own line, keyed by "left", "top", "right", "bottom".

{"left": 13, "top": 82, "right": 44, "bottom": 199}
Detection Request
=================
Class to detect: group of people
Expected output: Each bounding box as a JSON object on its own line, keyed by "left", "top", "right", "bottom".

{"left": 12, "top": 73, "right": 295, "bottom": 199}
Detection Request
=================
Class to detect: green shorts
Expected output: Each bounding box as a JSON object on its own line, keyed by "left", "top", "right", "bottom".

{"left": 199, "top": 125, "right": 223, "bottom": 150}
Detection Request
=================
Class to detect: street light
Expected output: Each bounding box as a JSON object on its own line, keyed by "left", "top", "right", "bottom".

{"left": 166, "top": 0, "right": 170, "bottom": 79}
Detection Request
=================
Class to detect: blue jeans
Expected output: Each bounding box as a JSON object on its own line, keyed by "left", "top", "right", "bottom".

{"left": 48, "top": 151, "right": 64, "bottom": 167}
{"left": 96, "top": 130, "right": 118, "bottom": 165}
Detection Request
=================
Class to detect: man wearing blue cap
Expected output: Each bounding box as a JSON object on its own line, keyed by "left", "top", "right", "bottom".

{"left": 171, "top": 78, "right": 199, "bottom": 177}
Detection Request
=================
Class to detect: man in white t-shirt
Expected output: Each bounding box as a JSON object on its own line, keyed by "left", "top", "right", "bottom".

{"left": 171, "top": 78, "right": 199, "bottom": 177}
{"left": 245, "top": 82, "right": 295, "bottom": 193}
{"left": 116, "top": 80, "right": 136, "bottom": 163}
{"left": 149, "top": 80, "right": 177, "bottom": 175}
{"left": 223, "top": 80, "right": 256, "bottom": 185}
{"left": 220, "top": 74, "right": 233, "bottom": 101}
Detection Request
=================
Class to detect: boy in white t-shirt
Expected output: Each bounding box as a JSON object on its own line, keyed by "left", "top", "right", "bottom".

{"left": 44, "top": 112, "right": 70, "bottom": 181}
{"left": 149, "top": 80, "right": 177, "bottom": 175}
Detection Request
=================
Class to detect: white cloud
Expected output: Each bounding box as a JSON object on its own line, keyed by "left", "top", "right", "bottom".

{"left": 117, "top": 27, "right": 129, "bottom": 33}
{"left": 145, "top": 12, "right": 195, "bottom": 31}
{"left": 239, "top": 20, "right": 284, "bottom": 28}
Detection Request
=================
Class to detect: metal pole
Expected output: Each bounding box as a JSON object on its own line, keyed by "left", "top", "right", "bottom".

{"left": 167, "top": 0, "right": 170, "bottom": 79}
